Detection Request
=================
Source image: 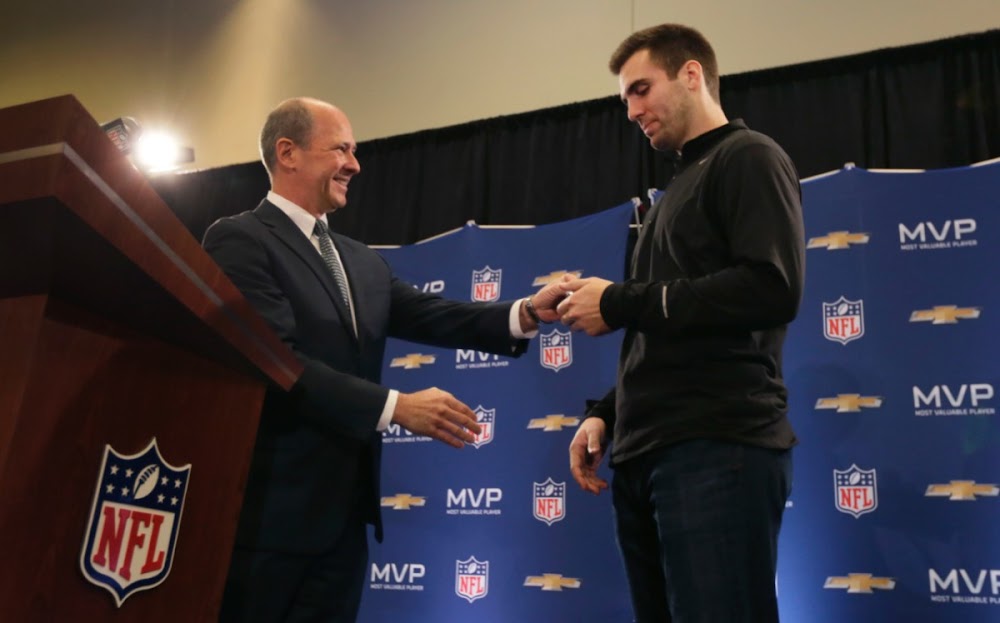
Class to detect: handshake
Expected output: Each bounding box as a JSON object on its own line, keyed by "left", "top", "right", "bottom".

{"left": 393, "top": 274, "right": 617, "bottom": 453}
{"left": 523, "top": 274, "right": 615, "bottom": 337}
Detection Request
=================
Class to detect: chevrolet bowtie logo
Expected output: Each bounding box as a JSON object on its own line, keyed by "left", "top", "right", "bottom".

{"left": 815, "top": 394, "right": 883, "bottom": 413}
{"left": 909, "top": 306, "right": 981, "bottom": 324}
{"left": 925, "top": 481, "right": 999, "bottom": 501}
{"left": 527, "top": 415, "right": 580, "bottom": 432}
{"left": 824, "top": 574, "right": 895, "bottom": 593}
{"left": 532, "top": 270, "right": 583, "bottom": 286}
{"left": 380, "top": 494, "right": 426, "bottom": 510}
{"left": 807, "top": 231, "right": 870, "bottom": 250}
{"left": 390, "top": 354, "right": 436, "bottom": 369}
{"left": 523, "top": 574, "right": 581, "bottom": 591}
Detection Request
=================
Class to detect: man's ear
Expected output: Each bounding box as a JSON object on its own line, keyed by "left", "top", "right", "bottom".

{"left": 681, "top": 60, "right": 704, "bottom": 92}
{"left": 275, "top": 137, "right": 297, "bottom": 171}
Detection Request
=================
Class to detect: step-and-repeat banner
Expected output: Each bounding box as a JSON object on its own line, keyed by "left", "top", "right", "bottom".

{"left": 359, "top": 202, "right": 636, "bottom": 623}
{"left": 779, "top": 161, "right": 1000, "bottom": 622}
{"left": 359, "top": 160, "right": 999, "bottom": 622}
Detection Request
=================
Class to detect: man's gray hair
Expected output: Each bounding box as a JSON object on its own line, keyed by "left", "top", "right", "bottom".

{"left": 260, "top": 98, "right": 315, "bottom": 177}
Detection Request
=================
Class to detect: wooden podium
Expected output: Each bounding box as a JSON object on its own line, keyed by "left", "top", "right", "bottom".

{"left": 0, "top": 95, "right": 302, "bottom": 620}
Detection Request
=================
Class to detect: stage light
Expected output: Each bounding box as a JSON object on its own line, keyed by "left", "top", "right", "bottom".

{"left": 133, "top": 131, "right": 195, "bottom": 172}
{"left": 100, "top": 117, "right": 195, "bottom": 172}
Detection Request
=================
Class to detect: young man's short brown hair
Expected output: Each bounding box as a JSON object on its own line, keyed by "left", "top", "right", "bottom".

{"left": 609, "top": 24, "right": 720, "bottom": 103}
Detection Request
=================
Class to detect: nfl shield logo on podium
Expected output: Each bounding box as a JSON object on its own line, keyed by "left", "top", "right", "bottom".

{"left": 79, "top": 438, "right": 191, "bottom": 606}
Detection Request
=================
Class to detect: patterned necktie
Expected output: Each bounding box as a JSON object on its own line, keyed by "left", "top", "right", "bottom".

{"left": 313, "top": 219, "right": 351, "bottom": 309}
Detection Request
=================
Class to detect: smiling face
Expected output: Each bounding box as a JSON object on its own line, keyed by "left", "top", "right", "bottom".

{"left": 618, "top": 48, "right": 694, "bottom": 152}
{"left": 270, "top": 100, "right": 360, "bottom": 217}
{"left": 297, "top": 103, "right": 360, "bottom": 215}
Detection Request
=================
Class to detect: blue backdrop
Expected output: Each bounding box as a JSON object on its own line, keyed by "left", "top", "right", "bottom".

{"left": 778, "top": 161, "right": 1000, "bottom": 622}
{"left": 359, "top": 160, "right": 1000, "bottom": 622}
{"left": 359, "top": 202, "right": 636, "bottom": 623}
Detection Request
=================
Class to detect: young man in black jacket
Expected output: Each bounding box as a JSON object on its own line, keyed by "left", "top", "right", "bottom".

{"left": 559, "top": 24, "right": 805, "bottom": 623}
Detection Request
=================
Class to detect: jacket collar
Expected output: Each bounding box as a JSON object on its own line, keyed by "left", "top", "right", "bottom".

{"left": 254, "top": 199, "right": 359, "bottom": 346}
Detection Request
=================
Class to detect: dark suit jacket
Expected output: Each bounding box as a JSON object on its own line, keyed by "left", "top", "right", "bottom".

{"left": 203, "top": 199, "right": 527, "bottom": 554}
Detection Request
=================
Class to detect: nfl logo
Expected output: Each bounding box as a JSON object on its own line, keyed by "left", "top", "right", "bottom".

{"left": 833, "top": 464, "right": 878, "bottom": 518}
{"left": 540, "top": 329, "right": 573, "bottom": 372}
{"left": 80, "top": 438, "right": 191, "bottom": 606}
{"left": 455, "top": 557, "right": 489, "bottom": 603}
{"left": 471, "top": 406, "right": 495, "bottom": 448}
{"left": 533, "top": 478, "right": 566, "bottom": 526}
{"left": 471, "top": 267, "right": 502, "bottom": 302}
{"left": 823, "top": 296, "right": 865, "bottom": 345}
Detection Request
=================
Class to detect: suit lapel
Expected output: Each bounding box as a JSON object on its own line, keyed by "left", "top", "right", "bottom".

{"left": 254, "top": 200, "right": 358, "bottom": 346}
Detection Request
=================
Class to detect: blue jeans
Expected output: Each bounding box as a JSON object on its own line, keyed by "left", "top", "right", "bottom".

{"left": 612, "top": 439, "right": 792, "bottom": 623}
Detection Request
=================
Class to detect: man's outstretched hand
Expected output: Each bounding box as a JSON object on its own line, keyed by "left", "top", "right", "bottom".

{"left": 393, "top": 388, "right": 482, "bottom": 448}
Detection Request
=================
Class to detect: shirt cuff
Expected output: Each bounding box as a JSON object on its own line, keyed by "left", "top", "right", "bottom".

{"left": 510, "top": 299, "right": 538, "bottom": 339}
{"left": 377, "top": 389, "right": 399, "bottom": 432}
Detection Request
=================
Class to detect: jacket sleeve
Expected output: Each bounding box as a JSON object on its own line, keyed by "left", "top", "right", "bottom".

{"left": 600, "top": 140, "right": 805, "bottom": 335}
{"left": 203, "top": 218, "right": 386, "bottom": 441}
{"left": 584, "top": 388, "right": 617, "bottom": 438}
{"left": 385, "top": 262, "right": 529, "bottom": 357}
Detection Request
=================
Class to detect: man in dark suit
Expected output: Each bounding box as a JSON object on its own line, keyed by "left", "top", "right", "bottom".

{"left": 203, "top": 97, "right": 563, "bottom": 622}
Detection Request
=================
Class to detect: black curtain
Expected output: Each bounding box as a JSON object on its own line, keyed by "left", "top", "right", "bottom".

{"left": 152, "top": 29, "right": 1000, "bottom": 245}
